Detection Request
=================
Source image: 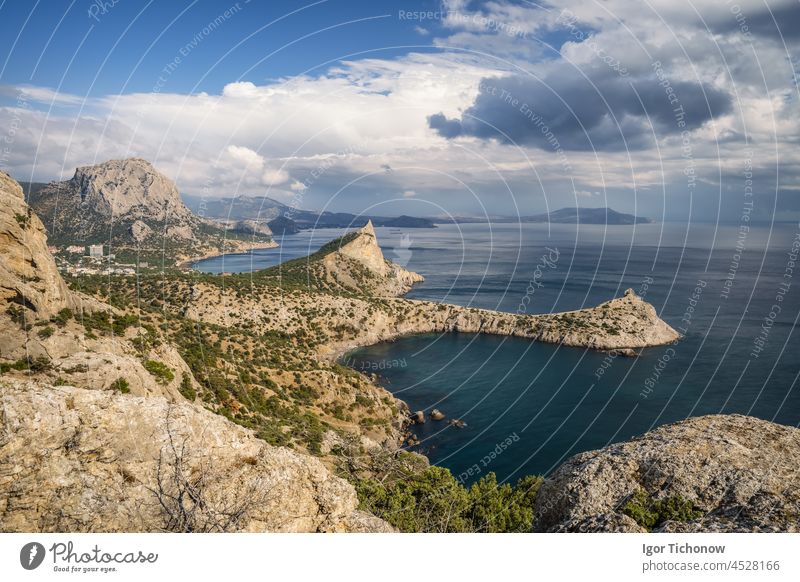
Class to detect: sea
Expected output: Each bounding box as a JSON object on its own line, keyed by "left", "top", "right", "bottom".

{"left": 194, "top": 221, "right": 800, "bottom": 485}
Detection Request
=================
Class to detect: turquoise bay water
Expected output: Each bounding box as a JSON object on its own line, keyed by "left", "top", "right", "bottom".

{"left": 196, "top": 222, "right": 800, "bottom": 483}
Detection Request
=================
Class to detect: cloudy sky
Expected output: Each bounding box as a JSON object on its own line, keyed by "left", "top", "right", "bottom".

{"left": 1, "top": 0, "right": 798, "bottom": 221}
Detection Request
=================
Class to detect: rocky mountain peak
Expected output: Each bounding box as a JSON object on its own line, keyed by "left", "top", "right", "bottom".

{"left": 26, "top": 158, "right": 276, "bottom": 260}
{"left": 69, "top": 157, "right": 192, "bottom": 222}
{"left": 335, "top": 219, "right": 389, "bottom": 275}
{"left": 359, "top": 219, "right": 376, "bottom": 236}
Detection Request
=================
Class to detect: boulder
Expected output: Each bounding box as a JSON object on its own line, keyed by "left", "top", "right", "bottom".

{"left": 0, "top": 379, "right": 391, "bottom": 533}
{"left": 533, "top": 414, "right": 800, "bottom": 532}
{"left": 430, "top": 409, "right": 445, "bottom": 421}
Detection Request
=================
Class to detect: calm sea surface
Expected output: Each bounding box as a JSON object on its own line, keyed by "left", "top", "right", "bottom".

{"left": 195, "top": 222, "right": 800, "bottom": 483}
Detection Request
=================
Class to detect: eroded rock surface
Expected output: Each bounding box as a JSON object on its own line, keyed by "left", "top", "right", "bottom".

{"left": 320, "top": 220, "right": 424, "bottom": 296}
{"left": 533, "top": 415, "right": 800, "bottom": 532}
{"left": 0, "top": 171, "right": 73, "bottom": 318}
{"left": 0, "top": 379, "right": 390, "bottom": 532}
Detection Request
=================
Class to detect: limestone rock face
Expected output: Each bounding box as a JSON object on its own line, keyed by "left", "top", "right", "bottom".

{"left": 0, "top": 379, "right": 390, "bottom": 533}
{"left": 69, "top": 158, "right": 193, "bottom": 224}
{"left": 0, "top": 171, "right": 73, "bottom": 318}
{"left": 130, "top": 219, "right": 153, "bottom": 242}
{"left": 532, "top": 288, "right": 681, "bottom": 350}
{"left": 533, "top": 415, "right": 800, "bottom": 532}
{"left": 31, "top": 158, "right": 195, "bottom": 242}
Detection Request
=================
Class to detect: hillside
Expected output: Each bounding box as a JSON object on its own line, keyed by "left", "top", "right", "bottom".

{"left": 253, "top": 220, "right": 424, "bottom": 296}
{"left": 27, "top": 158, "right": 275, "bottom": 264}
{"left": 525, "top": 207, "right": 652, "bottom": 224}
{"left": 184, "top": 193, "right": 437, "bottom": 229}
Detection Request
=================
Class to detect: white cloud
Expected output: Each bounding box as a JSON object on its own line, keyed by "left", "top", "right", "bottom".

{"left": 289, "top": 180, "right": 307, "bottom": 192}
{"left": 402, "top": 190, "right": 417, "bottom": 198}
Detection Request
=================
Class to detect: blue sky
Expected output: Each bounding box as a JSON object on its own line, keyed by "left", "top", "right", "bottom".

{"left": 0, "top": 0, "right": 451, "bottom": 95}
{"left": 1, "top": 0, "right": 799, "bottom": 221}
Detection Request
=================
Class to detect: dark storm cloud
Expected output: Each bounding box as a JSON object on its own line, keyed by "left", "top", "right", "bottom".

{"left": 428, "top": 70, "right": 731, "bottom": 151}
{"left": 710, "top": 2, "right": 800, "bottom": 40}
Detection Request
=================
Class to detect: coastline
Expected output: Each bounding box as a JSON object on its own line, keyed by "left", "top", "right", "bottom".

{"left": 320, "top": 290, "right": 681, "bottom": 365}
{"left": 175, "top": 239, "right": 279, "bottom": 269}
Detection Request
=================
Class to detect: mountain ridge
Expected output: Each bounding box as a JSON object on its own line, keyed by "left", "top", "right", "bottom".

{"left": 182, "top": 193, "right": 437, "bottom": 230}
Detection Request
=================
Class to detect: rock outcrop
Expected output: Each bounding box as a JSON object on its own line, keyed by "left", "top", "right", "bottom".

{"left": 70, "top": 158, "right": 194, "bottom": 224}
{"left": 533, "top": 415, "right": 800, "bottom": 532}
{"left": 0, "top": 379, "right": 390, "bottom": 532}
{"left": 0, "top": 172, "right": 194, "bottom": 400}
{"left": 0, "top": 171, "right": 73, "bottom": 318}
{"left": 321, "top": 220, "right": 424, "bottom": 296}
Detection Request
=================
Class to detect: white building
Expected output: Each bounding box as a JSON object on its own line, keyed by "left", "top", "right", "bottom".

{"left": 88, "top": 244, "right": 104, "bottom": 258}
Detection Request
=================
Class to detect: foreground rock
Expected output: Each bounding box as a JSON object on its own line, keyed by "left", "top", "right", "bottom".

{"left": 0, "top": 380, "right": 390, "bottom": 532}
{"left": 0, "top": 171, "right": 74, "bottom": 318}
{"left": 533, "top": 415, "right": 800, "bottom": 532}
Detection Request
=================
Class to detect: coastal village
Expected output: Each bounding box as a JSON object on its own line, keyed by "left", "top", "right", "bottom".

{"left": 49, "top": 243, "right": 150, "bottom": 276}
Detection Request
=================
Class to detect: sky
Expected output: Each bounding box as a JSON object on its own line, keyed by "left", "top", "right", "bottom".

{"left": 1, "top": 0, "right": 799, "bottom": 222}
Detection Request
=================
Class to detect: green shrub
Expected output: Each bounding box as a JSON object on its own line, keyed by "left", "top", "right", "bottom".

{"left": 111, "top": 377, "right": 131, "bottom": 394}
{"left": 37, "top": 326, "right": 55, "bottom": 339}
{"left": 622, "top": 489, "right": 703, "bottom": 531}
{"left": 178, "top": 373, "right": 196, "bottom": 401}
{"left": 143, "top": 360, "right": 174, "bottom": 385}
{"left": 355, "top": 468, "right": 542, "bottom": 533}
{"left": 0, "top": 356, "right": 50, "bottom": 374}
{"left": 14, "top": 213, "right": 30, "bottom": 228}
{"left": 51, "top": 308, "right": 74, "bottom": 327}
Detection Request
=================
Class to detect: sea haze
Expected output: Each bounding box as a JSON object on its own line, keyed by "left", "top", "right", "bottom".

{"left": 196, "top": 222, "right": 800, "bottom": 484}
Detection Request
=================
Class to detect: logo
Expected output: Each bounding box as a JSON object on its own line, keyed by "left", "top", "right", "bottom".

{"left": 20, "top": 542, "right": 46, "bottom": 570}
{"left": 391, "top": 234, "right": 413, "bottom": 266}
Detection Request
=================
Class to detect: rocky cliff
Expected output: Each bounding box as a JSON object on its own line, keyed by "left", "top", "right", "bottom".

{"left": 0, "top": 171, "right": 74, "bottom": 318}
{"left": 0, "top": 379, "right": 390, "bottom": 532}
{"left": 183, "top": 283, "right": 679, "bottom": 363}
{"left": 27, "top": 158, "right": 274, "bottom": 264}
{"left": 0, "top": 170, "right": 193, "bottom": 399}
{"left": 260, "top": 220, "right": 424, "bottom": 296}
{"left": 322, "top": 220, "right": 424, "bottom": 296}
{"left": 533, "top": 414, "right": 800, "bottom": 532}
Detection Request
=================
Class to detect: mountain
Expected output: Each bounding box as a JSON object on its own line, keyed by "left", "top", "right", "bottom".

{"left": 265, "top": 214, "right": 300, "bottom": 234}
{"left": 183, "top": 194, "right": 437, "bottom": 229}
{"left": 0, "top": 170, "right": 390, "bottom": 533}
{"left": 524, "top": 207, "right": 652, "bottom": 224}
{"left": 256, "top": 220, "right": 424, "bottom": 296}
{"left": 1, "top": 168, "right": 794, "bottom": 533}
{"left": 27, "top": 158, "right": 274, "bottom": 264}
{"left": 423, "top": 208, "right": 653, "bottom": 225}
{"left": 381, "top": 215, "right": 436, "bottom": 228}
